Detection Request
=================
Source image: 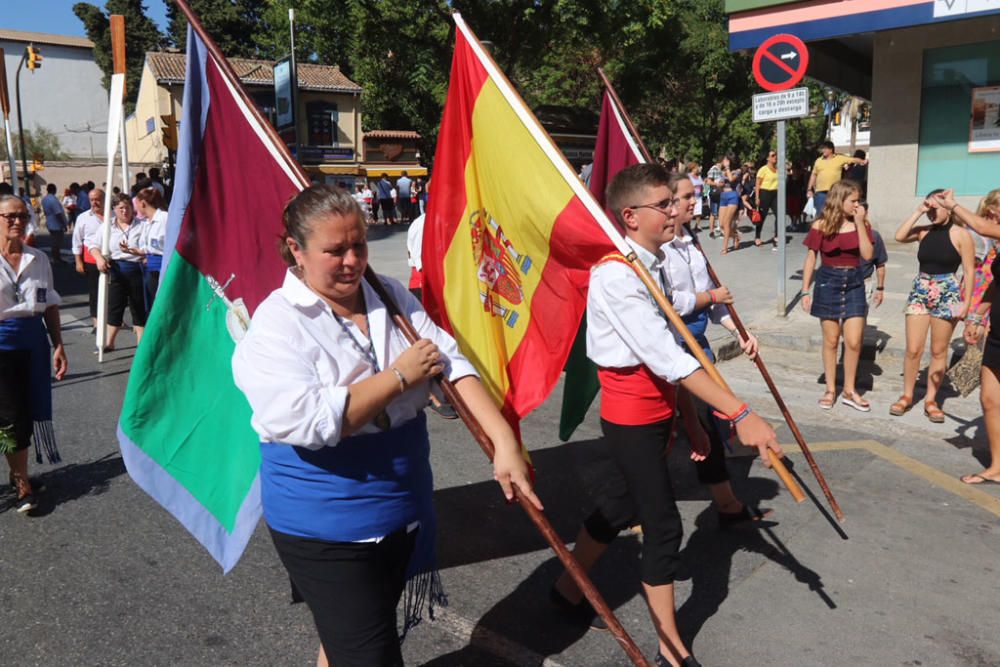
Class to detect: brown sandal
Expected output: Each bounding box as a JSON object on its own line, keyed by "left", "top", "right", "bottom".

{"left": 889, "top": 395, "right": 913, "bottom": 417}
{"left": 924, "top": 401, "right": 945, "bottom": 423}
{"left": 818, "top": 390, "right": 836, "bottom": 409}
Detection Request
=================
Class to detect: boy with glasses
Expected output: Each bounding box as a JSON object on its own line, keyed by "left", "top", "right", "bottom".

{"left": 550, "top": 163, "right": 783, "bottom": 667}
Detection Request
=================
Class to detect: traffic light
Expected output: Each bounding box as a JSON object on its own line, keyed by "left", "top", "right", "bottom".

{"left": 25, "top": 45, "right": 42, "bottom": 71}
{"left": 160, "top": 114, "right": 178, "bottom": 151}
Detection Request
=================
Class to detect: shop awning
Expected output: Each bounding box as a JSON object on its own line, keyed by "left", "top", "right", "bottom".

{"left": 362, "top": 165, "right": 428, "bottom": 177}
{"left": 306, "top": 164, "right": 364, "bottom": 175}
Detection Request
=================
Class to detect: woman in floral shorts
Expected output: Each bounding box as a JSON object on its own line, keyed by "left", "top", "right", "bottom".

{"left": 890, "top": 191, "right": 975, "bottom": 422}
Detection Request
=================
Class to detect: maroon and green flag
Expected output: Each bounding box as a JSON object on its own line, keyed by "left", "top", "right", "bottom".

{"left": 558, "top": 90, "right": 644, "bottom": 441}
{"left": 117, "top": 24, "right": 304, "bottom": 571}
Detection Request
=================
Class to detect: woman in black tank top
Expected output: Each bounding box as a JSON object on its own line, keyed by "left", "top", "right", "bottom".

{"left": 891, "top": 191, "right": 974, "bottom": 423}
{"left": 940, "top": 188, "right": 1000, "bottom": 484}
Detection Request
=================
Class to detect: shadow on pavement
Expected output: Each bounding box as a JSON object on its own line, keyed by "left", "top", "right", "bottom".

{"left": 430, "top": 441, "right": 834, "bottom": 663}
{"left": 366, "top": 223, "right": 411, "bottom": 241}
{"left": 0, "top": 452, "right": 126, "bottom": 517}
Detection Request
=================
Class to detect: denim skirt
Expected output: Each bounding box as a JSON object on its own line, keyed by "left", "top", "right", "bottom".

{"left": 811, "top": 265, "right": 868, "bottom": 320}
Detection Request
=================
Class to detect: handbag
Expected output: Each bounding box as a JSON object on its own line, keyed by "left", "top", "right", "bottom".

{"left": 947, "top": 339, "right": 984, "bottom": 397}
{"left": 750, "top": 209, "right": 762, "bottom": 224}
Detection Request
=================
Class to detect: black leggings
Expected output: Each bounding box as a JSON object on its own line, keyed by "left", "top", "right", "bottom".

{"left": 756, "top": 189, "right": 778, "bottom": 240}
{"left": 584, "top": 418, "right": 683, "bottom": 586}
{"left": 269, "top": 526, "right": 416, "bottom": 667}
{"left": 108, "top": 261, "right": 148, "bottom": 327}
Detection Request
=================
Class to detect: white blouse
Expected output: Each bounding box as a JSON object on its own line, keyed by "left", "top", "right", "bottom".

{"left": 140, "top": 209, "right": 168, "bottom": 256}
{"left": 586, "top": 236, "right": 701, "bottom": 383}
{"left": 87, "top": 218, "right": 145, "bottom": 262}
{"left": 0, "top": 246, "right": 62, "bottom": 320}
{"left": 662, "top": 230, "right": 731, "bottom": 325}
{"left": 72, "top": 210, "right": 104, "bottom": 256}
{"left": 233, "top": 270, "right": 478, "bottom": 449}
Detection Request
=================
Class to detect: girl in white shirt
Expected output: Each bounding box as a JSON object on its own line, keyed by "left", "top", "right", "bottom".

{"left": 231, "top": 185, "right": 539, "bottom": 667}
{"left": 0, "top": 194, "right": 67, "bottom": 513}
{"left": 130, "top": 187, "right": 169, "bottom": 304}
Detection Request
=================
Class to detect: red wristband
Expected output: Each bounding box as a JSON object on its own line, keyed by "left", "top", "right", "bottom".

{"left": 713, "top": 402, "right": 749, "bottom": 422}
{"left": 709, "top": 290, "right": 718, "bottom": 304}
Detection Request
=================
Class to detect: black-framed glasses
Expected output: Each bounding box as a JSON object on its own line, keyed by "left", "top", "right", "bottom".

{"left": 628, "top": 198, "right": 674, "bottom": 214}
{"left": 0, "top": 212, "right": 30, "bottom": 223}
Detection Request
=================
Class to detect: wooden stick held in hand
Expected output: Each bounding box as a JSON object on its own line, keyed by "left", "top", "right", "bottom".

{"left": 599, "top": 67, "right": 840, "bottom": 518}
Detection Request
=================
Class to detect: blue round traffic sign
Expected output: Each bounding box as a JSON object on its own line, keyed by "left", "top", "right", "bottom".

{"left": 753, "top": 34, "right": 809, "bottom": 92}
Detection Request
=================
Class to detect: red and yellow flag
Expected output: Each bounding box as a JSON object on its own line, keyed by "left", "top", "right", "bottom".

{"left": 422, "top": 14, "right": 617, "bottom": 427}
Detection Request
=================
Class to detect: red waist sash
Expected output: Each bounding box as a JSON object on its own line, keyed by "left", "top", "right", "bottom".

{"left": 598, "top": 365, "right": 675, "bottom": 426}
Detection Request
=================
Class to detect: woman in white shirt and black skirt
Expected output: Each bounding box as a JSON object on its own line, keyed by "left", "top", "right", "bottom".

{"left": 88, "top": 193, "right": 148, "bottom": 350}
{"left": 232, "top": 185, "right": 540, "bottom": 667}
{"left": 0, "top": 194, "right": 67, "bottom": 514}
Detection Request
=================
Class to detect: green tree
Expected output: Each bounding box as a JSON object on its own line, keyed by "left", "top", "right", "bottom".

{"left": 0, "top": 126, "right": 69, "bottom": 161}
{"left": 166, "top": 0, "right": 266, "bottom": 58}
{"left": 251, "top": 0, "right": 357, "bottom": 68}
{"left": 73, "top": 0, "right": 165, "bottom": 114}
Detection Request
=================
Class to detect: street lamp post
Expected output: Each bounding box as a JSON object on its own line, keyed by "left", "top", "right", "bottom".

{"left": 14, "top": 50, "right": 28, "bottom": 196}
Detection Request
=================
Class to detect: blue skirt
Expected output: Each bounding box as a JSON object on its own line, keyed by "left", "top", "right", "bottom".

{"left": 811, "top": 265, "right": 868, "bottom": 320}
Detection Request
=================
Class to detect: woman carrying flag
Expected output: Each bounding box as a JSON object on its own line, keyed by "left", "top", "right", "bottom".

{"left": 232, "top": 185, "right": 540, "bottom": 667}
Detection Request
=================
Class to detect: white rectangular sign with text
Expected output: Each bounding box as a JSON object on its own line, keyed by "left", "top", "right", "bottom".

{"left": 753, "top": 87, "right": 810, "bottom": 123}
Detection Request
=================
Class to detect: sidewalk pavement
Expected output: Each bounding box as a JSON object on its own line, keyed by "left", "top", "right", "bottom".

{"left": 695, "top": 220, "right": 937, "bottom": 370}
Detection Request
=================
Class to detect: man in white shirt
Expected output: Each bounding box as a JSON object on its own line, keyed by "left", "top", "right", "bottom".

{"left": 551, "top": 163, "right": 782, "bottom": 667}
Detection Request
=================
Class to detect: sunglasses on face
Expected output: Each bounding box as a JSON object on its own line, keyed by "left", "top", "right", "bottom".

{"left": 0, "top": 212, "right": 30, "bottom": 223}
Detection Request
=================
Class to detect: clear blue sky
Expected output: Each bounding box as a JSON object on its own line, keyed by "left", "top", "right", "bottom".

{"left": 4, "top": 1, "right": 170, "bottom": 38}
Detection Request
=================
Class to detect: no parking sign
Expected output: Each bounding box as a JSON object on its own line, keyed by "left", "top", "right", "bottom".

{"left": 752, "top": 33, "right": 809, "bottom": 92}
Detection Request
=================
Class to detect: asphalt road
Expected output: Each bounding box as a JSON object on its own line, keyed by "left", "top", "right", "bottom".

{"left": 2, "top": 229, "right": 998, "bottom": 666}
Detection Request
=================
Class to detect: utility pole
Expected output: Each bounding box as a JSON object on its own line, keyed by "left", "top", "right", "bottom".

{"left": 0, "top": 49, "right": 17, "bottom": 184}
{"left": 15, "top": 50, "right": 28, "bottom": 196}
{"left": 289, "top": 8, "right": 300, "bottom": 161}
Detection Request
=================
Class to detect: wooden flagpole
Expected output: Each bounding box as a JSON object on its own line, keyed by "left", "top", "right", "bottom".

{"left": 97, "top": 15, "right": 127, "bottom": 362}
{"left": 598, "top": 67, "right": 842, "bottom": 516}
{"left": 0, "top": 50, "right": 17, "bottom": 184}
{"left": 168, "top": 2, "right": 650, "bottom": 664}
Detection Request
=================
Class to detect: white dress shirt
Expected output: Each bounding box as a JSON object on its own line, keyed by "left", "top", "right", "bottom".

{"left": 140, "top": 209, "right": 168, "bottom": 256}
{"left": 586, "top": 236, "right": 701, "bottom": 383}
{"left": 0, "top": 246, "right": 62, "bottom": 320}
{"left": 233, "top": 270, "right": 477, "bottom": 449}
{"left": 87, "top": 217, "right": 145, "bottom": 262}
{"left": 662, "top": 230, "right": 731, "bottom": 325}
{"left": 407, "top": 214, "right": 425, "bottom": 271}
{"left": 72, "top": 210, "right": 104, "bottom": 256}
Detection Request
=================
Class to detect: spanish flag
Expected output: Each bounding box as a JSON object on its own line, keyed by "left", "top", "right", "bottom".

{"left": 422, "top": 14, "right": 617, "bottom": 427}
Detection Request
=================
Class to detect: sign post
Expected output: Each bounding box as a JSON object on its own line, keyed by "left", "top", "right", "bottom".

{"left": 752, "top": 33, "right": 809, "bottom": 316}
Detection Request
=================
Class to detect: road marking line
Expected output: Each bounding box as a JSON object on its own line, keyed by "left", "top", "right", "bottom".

{"left": 776, "top": 439, "right": 1000, "bottom": 518}
{"left": 432, "top": 607, "right": 567, "bottom": 667}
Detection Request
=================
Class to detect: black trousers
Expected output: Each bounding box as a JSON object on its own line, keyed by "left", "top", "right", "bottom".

{"left": 584, "top": 418, "right": 684, "bottom": 586}
{"left": 84, "top": 262, "right": 99, "bottom": 319}
{"left": 270, "top": 526, "right": 417, "bottom": 667}
{"left": 108, "top": 261, "right": 148, "bottom": 327}
{"left": 692, "top": 395, "right": 730, "bottom": 486}
{"left": 756, "top": 189, "right": 779, "bottom": 240}
{"left": 380, "top": 198, "right": 396, "bottom": 222}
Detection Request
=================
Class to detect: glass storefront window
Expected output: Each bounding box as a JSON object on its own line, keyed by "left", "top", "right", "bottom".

{"left": 917, "top": 40, "right": 1000, "bottom": 196}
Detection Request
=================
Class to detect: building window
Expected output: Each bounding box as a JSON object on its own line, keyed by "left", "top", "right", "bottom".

{"left": 917, "top": 40, "right": 1000, "bottom": 196}
{"left": 307, "top": 101, "right": 338, "bottom": 146}
{"left": 251, "top": 91, "right": 277, "bottom": 127}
